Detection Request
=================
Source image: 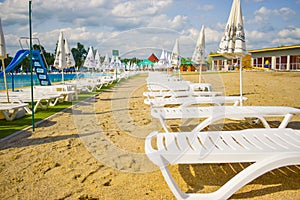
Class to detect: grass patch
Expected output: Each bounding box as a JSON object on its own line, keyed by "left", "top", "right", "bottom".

{"left": 0, "top": 80, "right": 120, "bottom": 139}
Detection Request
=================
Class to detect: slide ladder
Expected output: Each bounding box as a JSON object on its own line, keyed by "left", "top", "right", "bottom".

{"left": 32, "top": 50, "right": 51, "bottom": 86}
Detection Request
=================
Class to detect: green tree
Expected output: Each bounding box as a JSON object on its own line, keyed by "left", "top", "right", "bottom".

{"left": 71, "top": 42, "right": 87, "bottom": 68}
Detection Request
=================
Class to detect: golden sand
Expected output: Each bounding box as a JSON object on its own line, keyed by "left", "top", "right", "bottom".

{"left": 0, "top": 71, "right": 299, "bottom": 199}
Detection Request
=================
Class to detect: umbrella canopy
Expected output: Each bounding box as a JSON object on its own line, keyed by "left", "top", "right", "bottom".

{"left": 218, "top": 0, "right": 246, "bottom": 58}
{"left": 0, "top": 19, "right": 6, "bottom": 58}
{"left": 94, "top": 50, "right": 101, "bottom": 70}
{"left": 171, "top": 38, "right": 180, "bottom": 67}
{"left": 158, "top": 49, "right": 168, "bottom": 68}
{"left": 64, "top": 38, "right": 75, "bottom": 67}
{"left": 102, "top": 53, "right": 111, "bottom": 70}
{"left": 192, "top": 25, "right": 205, "bottom": 83}
{"left": 83, "top": 47, "right": 95, "bottom": 69}
{"left": 192, "top": 25, "right": 205, "bottom": 64}
{"left": 171, "top": 38, "right": 181, "bottom": 76}
{"left": 54, "top": 31, "right": 67, "bottom": 82}
{"left": 218, "top": 0, "right": 247, "bottom": 105}
{"left": 0, "top": 18, "right": 9, "bottom": 102}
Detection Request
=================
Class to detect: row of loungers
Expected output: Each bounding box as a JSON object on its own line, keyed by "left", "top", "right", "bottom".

{"left": 143, "top": 72, "right": 300, "bottom": 200}
{"left": 0, "top": 71, "right": 137, "bottom": 121}
{"left": 0, "top": 86, "right": 73, "bottom": 121}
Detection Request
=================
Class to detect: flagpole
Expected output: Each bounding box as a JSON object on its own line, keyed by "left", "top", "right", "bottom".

{"left": 29, "top": 0, "right": 35, "bottom": 131}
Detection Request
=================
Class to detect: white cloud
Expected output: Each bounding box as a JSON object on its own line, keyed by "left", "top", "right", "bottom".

{"left": 277, "top": 7, "right": 296, "bottom": 20}
{"left": 202, "top": 4, "right": 214, "bottom": 11}
{"left": 147, "top": 14, "right": 189, "bottom": 32}
{"left": 251, "top": 6, "right": 296, "bottom": 24}
{"left": 110, "top": 0, "right": 173, "bottom": 19}
{"left": 246, "top": 27, "right": 300, "bottom": 49}
{"left": 272, "top": 37, "right": 300, "bottom": 45}
{"left": 246, "top": 30, "right": 265, "bottom": 41}
{"left": 278, "top": 27, "right": 300, "bottom": 38}
{"left": 205, "top": 27, "right": 222, "bottom": 43}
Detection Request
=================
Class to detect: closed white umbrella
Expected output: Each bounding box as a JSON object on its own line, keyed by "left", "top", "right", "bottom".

{"left": 218, "top": 0, "right": 247, "bottom": 105}
{"left": 0, "top": 18, "right": 9, "bottom": 102}
{"left": 84, "top": 47, "right": 95, "bottom": 70}
{"left": 192, "top": 25, "right": 205, "bottom": 83}
{"left": 54, "top": 31, "right": 66, "bottom": 83}
{"left": 158, "top": 49, "right": 167, "bottom": 70}
{"left": 64, "top": 38, "right": 75, "bottom": 67}
{"left": 171, "top": 38, "right": 181, "bottom": 77}
{"left": 94, "top": 49, "right": 101, "bottom": 70}
{"left": 103, "top": 53, "right": 110, "bottom": 70}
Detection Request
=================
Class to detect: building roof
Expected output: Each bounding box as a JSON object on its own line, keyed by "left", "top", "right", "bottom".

{"left": 210, "top": 44, "right": 300, "bottom": 57}
{"left": 148, "top": 53, "right": 159, "bottom": 62}
{"left": 248, "top": 44, "right": 300, "bottom": 53}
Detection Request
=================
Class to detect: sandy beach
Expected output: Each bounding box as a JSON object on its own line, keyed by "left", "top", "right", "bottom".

{"left": 0, "top": 71, "right": 300, "bottom": 200}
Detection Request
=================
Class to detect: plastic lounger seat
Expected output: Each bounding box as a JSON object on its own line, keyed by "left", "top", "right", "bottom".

{"left": 151, "top": 106, "right": 300, "bottom": 133}
{"left": 143, "top": 91, "right": 222, "bottom": 99}
{"left": 144, "top": 96, "right": 247, "bottom": 107}
{"left": 145, "top": 128, "right": 300, "bottom": 200}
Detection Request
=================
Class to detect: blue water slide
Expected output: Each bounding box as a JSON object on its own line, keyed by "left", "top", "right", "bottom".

{"left": 0, "top": 49, "right": 51, "bottom": 86}
{"left": 1, "top": 49, "right": 30, "bottom": 74}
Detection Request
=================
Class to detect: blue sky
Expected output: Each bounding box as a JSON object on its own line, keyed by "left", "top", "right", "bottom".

{"left": 0, "top": 0, "right": 300, "bottom": 59}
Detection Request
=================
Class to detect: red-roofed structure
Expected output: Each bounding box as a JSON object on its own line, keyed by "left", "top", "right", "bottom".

{"left": 148, "top": 53, "right": 159, "bottom": 63}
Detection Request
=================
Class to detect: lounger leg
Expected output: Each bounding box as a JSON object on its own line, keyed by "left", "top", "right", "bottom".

{"left": 192, "top": 116, "right": 221, "bottom": 132}
{"left": 49, "top": 97, "right": 60, "bottom": 106}
{"left": 255, "top": 116, "right": 270, "bottom": 128}
{"left": 158, "top": 116, "right": 171, "bottom": 133}
{"left": 160, "top": 165, "right": 188, "bottom": 200}
{"left": 279, "top": 114, "right": 294, "bottom": 128}
{"left": 210, "top": 153, "right": 300, "bottom": 200}
{"left": 159, "top": 153, "right": 300, "bottom": 200}
{"left": 23, "top": 106, "right": 32, "bottom": 115}
{"left": 1, "top": 110, "right": 18, "bottom": 121}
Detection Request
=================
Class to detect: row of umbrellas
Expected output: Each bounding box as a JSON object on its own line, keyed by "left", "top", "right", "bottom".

{"left": 53, "top": 31, "right": 75, "bottom": 83}
{"left": 83, "top": 47, "right": 101, "bottom": 70}
{"left": 0, "top": 0, "right": 246, "bottom": 104}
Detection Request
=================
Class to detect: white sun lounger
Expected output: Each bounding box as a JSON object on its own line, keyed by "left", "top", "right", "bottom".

{"left": 0, "top": 103, "right": 29, "bottom": 121}
{"left": 71, "top": 78, "right": 103, "bottom": 93}
{"left": 146, "top": 72, "right": 213, "bottom": 92}
{"left": 0, "top": 92, "right": 61, "bottom": 113}
{"left": 144, "top": 96, "right": 247, "bottom": 107}
{"left": 151, "top": 106, "right": 300, "bottom": 133}
{"left": 147, "top": 81, "right": 212, "bottom": 92}
{"left": 34, "top": 85, "right": 78, "bottom": 102}
{"left": 143, "top": 91, "right": 223, "bottom": 99}
{"left": 145, "top": 128, "right": 300, "bottom": 200}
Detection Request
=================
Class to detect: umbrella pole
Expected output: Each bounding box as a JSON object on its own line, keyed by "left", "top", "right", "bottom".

{"left": 1, "top": 58, "right": 9, "bottom": 102}
{"left": 178, "top": 64, "right": 181, "bottom": 79}
{"left": 199, "top": 65, "right": 202, "bottom": 83}
{"left": 239, "top": 57, "right": 243, "bottom": 106}
{"left": 62, "top": 70, "right": 64, "bottom": 83}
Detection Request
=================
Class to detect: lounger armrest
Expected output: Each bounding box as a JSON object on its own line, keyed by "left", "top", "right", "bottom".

{"left": 145, "top": 131, "right": 169, "bottom": 167}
